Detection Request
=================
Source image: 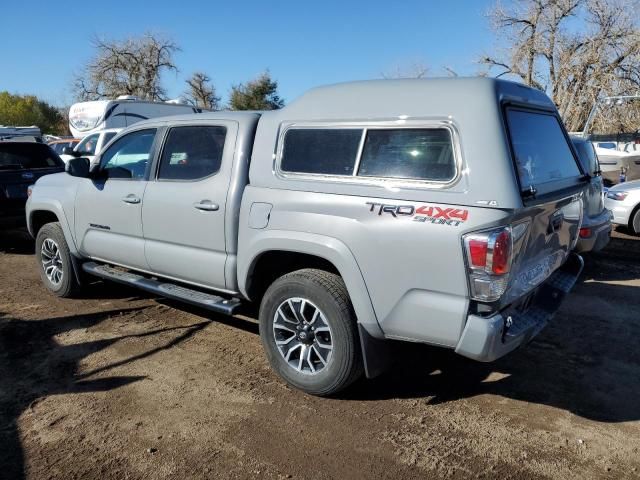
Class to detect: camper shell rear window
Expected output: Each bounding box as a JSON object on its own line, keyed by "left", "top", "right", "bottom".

{"left": 504, "top": 108, "right": 583, "bottom": 197}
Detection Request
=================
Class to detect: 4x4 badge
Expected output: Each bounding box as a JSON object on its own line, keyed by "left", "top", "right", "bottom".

{"left": 366, "top": 202, "right": 469, "bottom": 226}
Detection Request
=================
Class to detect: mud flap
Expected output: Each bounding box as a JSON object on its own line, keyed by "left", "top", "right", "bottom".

{"left": 358, "top": 324, "right": 393, "bottom": 379}
{"left": 70, "top": 254, "right": 85, "bottom": 286}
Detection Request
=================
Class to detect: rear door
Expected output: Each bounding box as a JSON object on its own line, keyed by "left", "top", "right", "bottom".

{"left": 502, "top": 107, "right": 586, "bottom": 303}
{"left": 75, "top": 128, "right": 158, "bottom": 270}
{"left": 142, "top": 122, "right": 237, "bottom": 290}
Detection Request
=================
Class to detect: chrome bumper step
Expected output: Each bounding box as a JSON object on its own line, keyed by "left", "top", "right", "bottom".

{"left": 82, "top": 262, "right": 241, "bottom": 315}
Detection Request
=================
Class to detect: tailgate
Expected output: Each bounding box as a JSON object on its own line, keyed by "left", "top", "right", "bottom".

{"left": 503, "top": 193, "right": 582, "bottom": 305}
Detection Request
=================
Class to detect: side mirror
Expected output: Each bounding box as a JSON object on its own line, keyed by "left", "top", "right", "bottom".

{"left": 66, "top": 157, "right": 91, "bottom": 178}
{"left": 62, "top": 146, "right": 76, "bottom": 156}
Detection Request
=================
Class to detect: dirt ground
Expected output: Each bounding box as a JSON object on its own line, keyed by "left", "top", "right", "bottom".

{"left": 1, "top": 228, "right": 639, "bottom": 480}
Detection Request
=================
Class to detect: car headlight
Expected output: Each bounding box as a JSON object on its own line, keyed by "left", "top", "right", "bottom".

{"left": 606, "top": 191, "right": 628, "bottom": 201}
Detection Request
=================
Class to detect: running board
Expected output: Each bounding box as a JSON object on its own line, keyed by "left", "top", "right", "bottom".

{"left": 82, "top": 262, "right": 241, "bottom": 315}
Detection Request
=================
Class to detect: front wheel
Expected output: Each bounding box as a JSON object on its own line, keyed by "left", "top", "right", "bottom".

{"left": 259, "top": 269, "right": 363, "bottom": 396}
{"left": 630, "top": 207, "right": 640, "bottom": 235}
{"left": 35, "top": 222, "right": 80, "bottom": 298}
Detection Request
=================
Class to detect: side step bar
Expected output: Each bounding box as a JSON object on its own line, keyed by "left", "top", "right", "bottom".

{"left": 82, "top": 262, "right": 241, "bottom": 315}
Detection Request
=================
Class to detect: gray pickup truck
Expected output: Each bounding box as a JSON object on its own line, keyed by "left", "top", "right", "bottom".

{"left": 27, "top": 78, "right": 586, "bottom": 395}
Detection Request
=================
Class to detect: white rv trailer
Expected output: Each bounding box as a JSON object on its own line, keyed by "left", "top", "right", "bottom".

{"left": 68, "top": 96, "right": 204, "bottom": 138}
{"left": 582, "top": 95, "right": 640, "bottom": 183}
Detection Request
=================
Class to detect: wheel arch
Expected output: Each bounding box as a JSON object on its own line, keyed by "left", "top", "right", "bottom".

{"left": 238, "top": 230, "right": 383, "bottom": 339}
{"left": 27, "top": 200, "right": 79, "bottom": 255}
{"left": 30, "top": 210, "right": 60, "bottom": 237}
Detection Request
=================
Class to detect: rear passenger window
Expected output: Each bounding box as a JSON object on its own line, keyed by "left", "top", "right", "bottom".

{"left": 158, "top": 126, "right": 226, "bottom": 181}
{"left": 281, "top": 129, "right": 362, "bottom": 175}
{"left": 358, "top": 129, "right": 455, "bottom": 181}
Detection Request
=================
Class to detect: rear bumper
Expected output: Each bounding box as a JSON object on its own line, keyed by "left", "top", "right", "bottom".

{"left": 575, "top": 212, "right": 612, "bottom": 253}
{"left": 454, "top": 253, "right": 583, "bottom": 362}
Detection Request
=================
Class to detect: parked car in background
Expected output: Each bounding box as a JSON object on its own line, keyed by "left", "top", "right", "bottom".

{"left": 1, "top": 142, "right": 64, "bottom": 229}
{"left": 582, "top": 95, "right": 640, "bottom": 184}
{"left": 570, "top": 136, "right": 612, "bottom": 252}
{"left": 48, "top": 138, "right": 80, "bottom": 155}
{"left": 605, "top": 180, "right": 640, "bottom": 234}
{"left": 27, "top": 78, "right": 587, "bottom": 395}
{"left": 59, "top": 128, "right": 120, "bottom": 165}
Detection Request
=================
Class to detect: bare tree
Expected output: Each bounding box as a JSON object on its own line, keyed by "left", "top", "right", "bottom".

{"left": 382, "top": 61, "right": 430, "bottom": 79}
{"left": 184, "top": 72, "right": 220, "bottom": 110}
{"left": 382, "top": 61, "right": 459, "bottom": 79}
{"left": 73, "top": 33, "right": 180, "bottom": 101}
{"left": 481, "top": 0, "right": 640, "bottom": 131}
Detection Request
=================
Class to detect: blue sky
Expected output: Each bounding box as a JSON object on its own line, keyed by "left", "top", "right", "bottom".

{"left": 0, "top": 0, "right": 497, "bottom": 107}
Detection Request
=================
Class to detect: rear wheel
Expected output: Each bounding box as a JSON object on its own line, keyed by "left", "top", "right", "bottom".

{"left": 35, "top": 222, "right": 80, "bottom": 297}
{"left": 259, "top": 269, "right": 363, "bottom": 396}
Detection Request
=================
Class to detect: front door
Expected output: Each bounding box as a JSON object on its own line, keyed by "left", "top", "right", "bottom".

{"left": 75, "top": 128, "right": 158, "bottom": 270}
{"left": 142, "top": 123, "right": 236, "bottom": 290}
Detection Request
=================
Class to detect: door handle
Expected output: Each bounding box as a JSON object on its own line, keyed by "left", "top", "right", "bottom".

{"left": 122, "top": 194, "right": 141, "bottom": 204}
{"left": 193, "top": 200, "right": 219, "bottom": 211}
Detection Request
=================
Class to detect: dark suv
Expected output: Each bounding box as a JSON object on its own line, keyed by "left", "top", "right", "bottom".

{"left": 1, "top": 142, "right": 65, "bottom": 229}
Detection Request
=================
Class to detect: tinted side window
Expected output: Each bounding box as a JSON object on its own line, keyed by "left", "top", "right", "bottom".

{"left": 158, "top": 126, "right": 226, "bottom": 181}
{"left": 100, "top": 129, "right": 156, "bottom": 179}
{"left": 506, "top": 109, "right": 581, "bottom": 194}
{"left": 281, "top": 129, "right": 362, "bottom": 175}
{"left": 358, "top": 129, "right": 455, "bottom": 181}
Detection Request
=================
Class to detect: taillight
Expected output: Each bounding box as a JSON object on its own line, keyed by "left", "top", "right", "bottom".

{"left": 579, "top": 227, "right": 592, "bottom": 238}
{"left": 463, "top": 226, "right": 513, "bottom": 302}
{"left": 491, "top": 230, "right": 511, "bottom": 274}
{"left": 468, "top": 239, "right": 488, "bottom": 268}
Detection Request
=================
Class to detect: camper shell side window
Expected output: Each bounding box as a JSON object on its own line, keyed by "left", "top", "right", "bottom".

{"left": 277, "top": 122, "right": 459, "bottom": 186}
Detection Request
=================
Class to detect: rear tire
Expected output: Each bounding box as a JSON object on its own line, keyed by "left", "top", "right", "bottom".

{"left": 35, "top": 222, "right": 80, "bottom": 298}
{"left": 259, "top": 268, "right": 363, "bottom": 396}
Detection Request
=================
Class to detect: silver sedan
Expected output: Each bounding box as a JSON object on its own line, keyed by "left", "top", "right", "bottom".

{"left": 604, "top": 179, "right": 640, "bottom": 234}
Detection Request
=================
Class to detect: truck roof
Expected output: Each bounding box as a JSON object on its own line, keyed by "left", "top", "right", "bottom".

{"left": 279, "top": 77, "right": 554, "bottom": 119}
{"left": 130, "top": 110, "right": 262, "bottom": 128}
{"left": 123, "top": 78, "right": 554, "bottom": 129}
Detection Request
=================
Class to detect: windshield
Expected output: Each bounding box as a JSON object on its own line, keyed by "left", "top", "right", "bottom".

{"left": 0, "top": 143, "right": 63, "bottom": 169}
{"left": 505, "top": 108, "right": 582, "bottom": 196}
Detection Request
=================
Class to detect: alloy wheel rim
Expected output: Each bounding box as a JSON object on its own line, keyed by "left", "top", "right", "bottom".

{"left": 272, "top": 297, "right": 333, "bottom": 375}
{"left": 41, "top": 238, "right": 63, "bottom": 286}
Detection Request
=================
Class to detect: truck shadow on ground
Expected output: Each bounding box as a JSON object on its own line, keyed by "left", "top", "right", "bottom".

{"left": 0, "top": 309, "right": 210, "bottom": 480}
{"left": 345, "top": 276, "right": 640, "bottom": 424}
